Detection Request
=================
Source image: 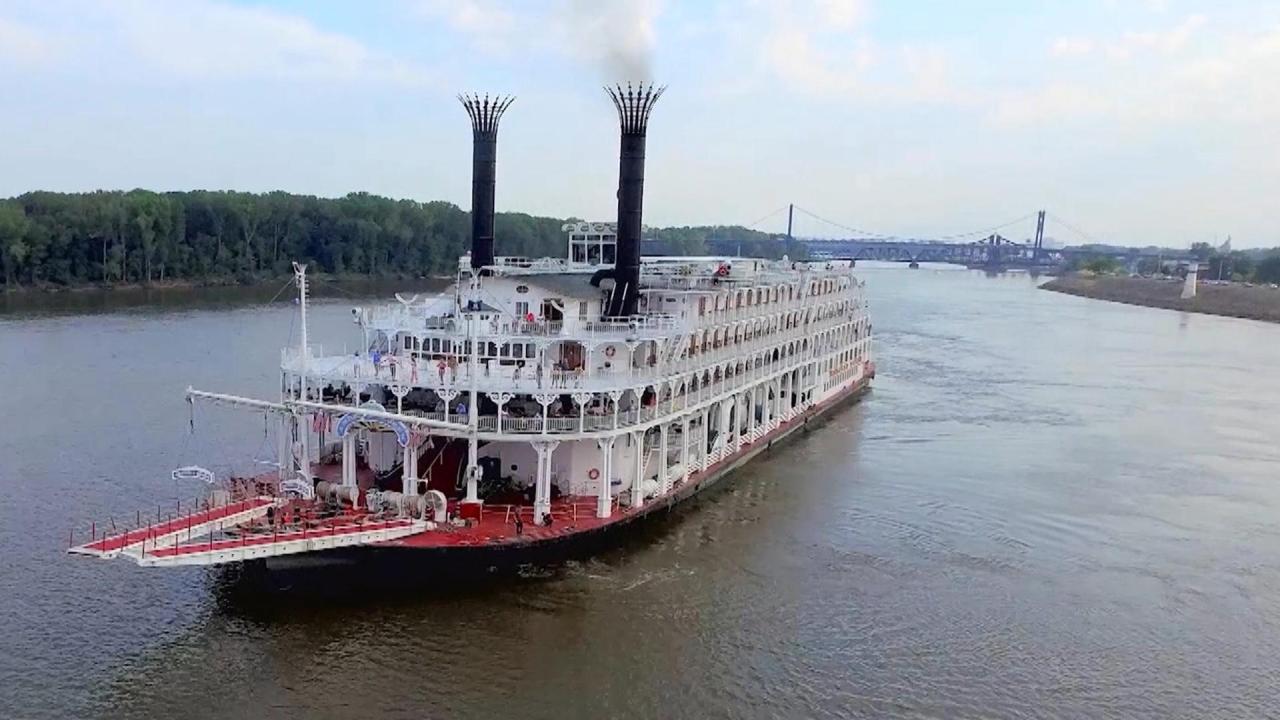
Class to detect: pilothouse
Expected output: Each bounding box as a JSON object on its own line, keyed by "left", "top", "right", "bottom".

{"left": 68, "top": 84, "right": 875, "bottom": 569}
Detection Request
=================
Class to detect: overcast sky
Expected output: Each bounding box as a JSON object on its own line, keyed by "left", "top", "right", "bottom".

{"left": 1, "top": 0, "right": 1277, "bottom": 247}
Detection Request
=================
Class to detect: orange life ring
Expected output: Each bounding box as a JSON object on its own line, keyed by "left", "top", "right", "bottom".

{"left": 588, "top": 468, "right": 600, "bottom": 480}
{"left": 604, "top": 346, "right": 616, "bottom": 358}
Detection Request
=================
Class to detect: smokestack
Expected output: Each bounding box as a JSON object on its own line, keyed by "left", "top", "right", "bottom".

{"left": 602, "top": 82, "right": 664, "bottom": 317}
{"left": 459, "top": 93, "right": 514, "bottom": 271}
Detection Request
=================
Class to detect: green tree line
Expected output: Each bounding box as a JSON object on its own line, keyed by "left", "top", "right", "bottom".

{"left": 0, "top": 190, "right": 794, "bottom": 289}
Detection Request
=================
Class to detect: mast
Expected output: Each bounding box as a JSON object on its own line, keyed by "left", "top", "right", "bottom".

{"left": 294, "top": 262, "right": 309, "bottom": 401}
{"left": 465, "top": 305, "right": 480, "bottom": 502}
{"left": 293, "top": 261, "right": 311, "bottom": 480}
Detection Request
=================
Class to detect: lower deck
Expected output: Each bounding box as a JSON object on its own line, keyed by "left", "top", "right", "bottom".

{"left": 70, "top": 369, "right": 871, "bottom": 567}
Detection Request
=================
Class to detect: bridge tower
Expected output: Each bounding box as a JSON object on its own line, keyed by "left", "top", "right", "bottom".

{"left": 1033, "top": 210, "right": 1046, "bottom": 263}
{"left": 787, "top": 203, "right": 794, "bottom": 241}
{"left": 985, "top": 234, "right": 1004, "bottom": 267}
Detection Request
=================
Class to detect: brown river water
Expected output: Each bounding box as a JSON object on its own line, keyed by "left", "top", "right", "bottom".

{"left": 1, "top": 266, "right": 1278, "bottom": 719}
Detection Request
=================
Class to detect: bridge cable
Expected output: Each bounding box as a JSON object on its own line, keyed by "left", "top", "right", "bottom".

{"left": 794, "top": 205, "right": 1038, "bottom": 243}
{"left": 932, "top": 213, "right": 1039, "bottom": 241}
{"left": 743, "top": 205, "right": 790, "bottom": 231}
{"left": 790, "top": 206, "right": 896, "bottom": 239}
{"left": 1045, "top": 212, "right": 1101, "bottom": 245}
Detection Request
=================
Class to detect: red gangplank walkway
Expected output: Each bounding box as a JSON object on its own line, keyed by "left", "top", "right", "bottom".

{"left": 69, "top": 497, "right": 276, "bottom": 557}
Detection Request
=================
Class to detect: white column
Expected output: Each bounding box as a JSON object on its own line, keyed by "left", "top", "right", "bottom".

{"left": 608, "top": 390, "right": 622, "bottom": 430}
{"left": 701, "top": 408, "right": 712, "bottom": 471}
{"left": 409, "top": 439, "right": 420, "bottom": 489}
{"left": 277, "top": 413, "right": 292, "bottom": 480}
{"left": 532, "top": 442, "right": 547, "bottom": 524}
{"left": 659, "top": 423, "right": 670, "bottom": 494}
{"left": 297, "top": 412, "right": 312, "bottom": 480}
{"left": 573, "top": 392, "right": 592, "bottom": 433}
{"left": 534, "top": 392, "right": 555, "bottom": 434}
{"left": 464, "top": 312, "right": 481, "bottom": 505}
{"left": 719, "top": 399, "right": 732, "bottom": 461}
{"left": 732, "top": 394, "right": 742, "bottom": 453}
{"left": 596, "top": 437, "right": 615, "bottom": 518}
{"left": 681, "top": 416, "right": 691, "bottom": 483}
{"left": 631, "top": 430, "right": 645, "bottom": 509}
{"left": 401, "top": 442, "right": 413, "bottom": 495}
{"left": 341, "top": 431, "right": 356, "bottom": 488}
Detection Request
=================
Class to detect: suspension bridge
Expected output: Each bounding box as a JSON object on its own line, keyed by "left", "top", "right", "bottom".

{"left": 673, "top": 205, "right": 1188, "bottom": 270}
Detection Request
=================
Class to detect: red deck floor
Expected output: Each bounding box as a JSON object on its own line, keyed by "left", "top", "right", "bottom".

{"left": 75, "top": 497, "right": 275, "bottom": 553}
{"left": 149, "top": 517, "right": 417, "bottom": 557}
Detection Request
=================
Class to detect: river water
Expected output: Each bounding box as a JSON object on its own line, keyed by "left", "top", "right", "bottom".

{"left": 2, "top": 267, "right": 1278, "bottom": 719}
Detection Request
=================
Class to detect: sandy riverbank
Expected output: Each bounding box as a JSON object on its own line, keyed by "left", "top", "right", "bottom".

{"left": 1041, "top": 273, "right": 1280, "bottom": 324}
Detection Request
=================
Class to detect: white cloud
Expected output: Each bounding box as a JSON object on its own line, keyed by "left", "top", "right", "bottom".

{"left": 412, "top": 0, "right": 516, "bottom": 54}
{"left": 991, "top": 83, "right": 1112, "bottom": 127}
{"left": 0, "top": 17, "right": 54, "bottom": 66}
{"left": 994, "top": 17, "right": 1280, "bottom": 129}
{"left": 2, "top": 0, "right": 433, "bottom": 86}
{"left": 1050, "top": 37, "right": 1095, "bottom": 58}
{"left": 815, "top": 0, "right": 868, "bottom": 30}
{"left": 762, "top": 27, "right": 876, "bottom": 95}
{"left": 754, "top": 1, "right": 962, "bottom": 105}
{"left": 1106, "top": 13, "right": 1206, "bottom": 60}
{"left": 410, "top": 0, "right": 663, "bottom": 80}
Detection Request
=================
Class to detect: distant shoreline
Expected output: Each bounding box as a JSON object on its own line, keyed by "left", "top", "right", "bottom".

{"left": 1041, "top": 273, "right": 1280, "bottom": 324}
{"left": 0, "top": 273, "right": 454, "bottom": 296}
{"left": 0, "top": 274, "right": 453, "bottom": 316}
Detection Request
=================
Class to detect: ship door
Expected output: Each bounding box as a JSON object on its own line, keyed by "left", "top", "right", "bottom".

{"left": 560, "top": 342, "right": 584, "bottom": 371}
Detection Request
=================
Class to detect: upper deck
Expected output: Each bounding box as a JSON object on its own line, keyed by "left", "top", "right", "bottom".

{"left": 275, "top": 226, "right": 872, "bottom": 439}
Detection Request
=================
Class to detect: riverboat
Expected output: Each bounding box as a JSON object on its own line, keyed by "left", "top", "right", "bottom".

{"left": 68, "top": 85, "right": 875, "bottom": 569}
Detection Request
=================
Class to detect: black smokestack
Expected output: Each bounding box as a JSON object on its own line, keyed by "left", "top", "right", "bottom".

{"left": 459, "top": 93, "right": 514, "bottom": 271}
{"left": 604, "top": 82, "right": 664, "bottom": 317}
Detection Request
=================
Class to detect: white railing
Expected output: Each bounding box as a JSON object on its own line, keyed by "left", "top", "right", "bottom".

{"left": 285, "top": 309, "right": 861, "bottom": 402}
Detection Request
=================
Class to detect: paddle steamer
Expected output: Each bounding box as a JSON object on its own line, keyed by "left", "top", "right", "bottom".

{"left": 68, "top": 85, "right": 874, "bottom": 569}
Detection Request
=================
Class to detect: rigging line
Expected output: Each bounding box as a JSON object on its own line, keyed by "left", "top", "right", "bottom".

{"left": 264, "top": 275, "right": 296, "bottom": 305}
{"left": 308, "top": 275, "right": 362, "bottom": 299}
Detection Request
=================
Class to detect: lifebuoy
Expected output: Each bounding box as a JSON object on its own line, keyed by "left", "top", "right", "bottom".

{"left": 604, "top": 346, "right": 616, "bottom": 358}
{"left": 588, "top": 468, "right": 600, "bottom": 480}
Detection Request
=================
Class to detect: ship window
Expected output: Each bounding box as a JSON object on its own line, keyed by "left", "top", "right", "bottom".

{"left": 579, "top": 301, "right": 588, "bottom": 319}
{"left": 515, "top": 301, "right": 530, "bottom": 318}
